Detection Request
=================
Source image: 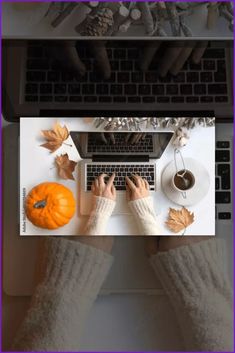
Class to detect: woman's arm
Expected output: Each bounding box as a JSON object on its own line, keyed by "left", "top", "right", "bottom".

{"left": 12, "top": 238, "right": 113, "bottom": 352}
{"left": 129, "top": 197, "right": 161, "bottom": 235}
{"left": 84, "top": 173, "right": 116, "bottom": 236}
{"left": 84, "top": 196, "right": 116, "bottom": 235}
{"left": 150, "top": 238, "right": 233, "bottom": 352}
{"left": 126, "top": 175, "right": 161, "bottom": 235}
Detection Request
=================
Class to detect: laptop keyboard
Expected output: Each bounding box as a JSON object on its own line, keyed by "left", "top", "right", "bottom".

{"left": 216, "top": 141, "right": 232, "bottom": 220}
{"left": 24, "top": 42, "right": 229, "bottom": 105}
{"left": 86, "top": 164, "right": 156, "bottom": 191}
{"left": 88, "top": 133, "right": 154, "bottom": 153}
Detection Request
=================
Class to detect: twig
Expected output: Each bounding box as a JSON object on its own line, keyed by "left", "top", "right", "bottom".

{"left": 225, "top": 2, "right": 233, "bottom": 16}
{"left": 219, "top": 3, "right": 234, "bottom": 31}
{"left": 51, "top": 2, "right": 79, "bottom": 28}
{"left": 137, "top": 2, "right": 154, "bottom": 35}
{"left": 107, "top": 4, "right": 130, "bottom": 36}
{"left": 119, "top": 18, "right": 133, "bottom": 33}
{"left": 180, "top": 16, "right": 193, "bottom": 37}
{"left": 207, "top": 2, "right": 219, "bottom": 29}
{"left": 151, "top": 3, "right": 168, "bottom": 37}
{"left": 165, "top": 2, "right": 181, "bottom": 36}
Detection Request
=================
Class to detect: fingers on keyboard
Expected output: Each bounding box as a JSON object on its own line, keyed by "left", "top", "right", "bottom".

{"left": 25, "top": 44, "right": 228, "bottom": 104}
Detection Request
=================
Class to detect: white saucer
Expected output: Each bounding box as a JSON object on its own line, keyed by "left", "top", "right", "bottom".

{"left": 161, "top": 158, "right": 211, "bottom": 207}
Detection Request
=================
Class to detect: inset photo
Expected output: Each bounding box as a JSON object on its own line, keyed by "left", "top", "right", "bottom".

{"left": 20, "top": 117, "right": 215, "bottom": 236}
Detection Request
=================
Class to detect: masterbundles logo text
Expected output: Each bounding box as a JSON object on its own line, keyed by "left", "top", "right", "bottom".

{"left": 22, "top": 187, "right": 27, "bottom": 233}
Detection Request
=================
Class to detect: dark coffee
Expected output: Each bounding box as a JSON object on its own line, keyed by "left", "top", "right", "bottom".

{"left": 174, "top": 170, "right": 195, "bottom": 191}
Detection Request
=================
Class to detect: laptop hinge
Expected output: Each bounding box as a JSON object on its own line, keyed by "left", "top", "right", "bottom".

{"left": 92, "top": 155, "right": 149, "bottom": 162}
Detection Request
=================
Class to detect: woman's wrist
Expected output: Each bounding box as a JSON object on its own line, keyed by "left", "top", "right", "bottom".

{"left": 83, "top": 196, "right": 116, "bottom": 236}
{"left": 36, "top": 237, "right": 114, "bottom": 291}
{"left": 91, "top": 196, "right": 116, "bottom": 217}
{"left": 128, "top": 196, "right": 155, "bottom": 217}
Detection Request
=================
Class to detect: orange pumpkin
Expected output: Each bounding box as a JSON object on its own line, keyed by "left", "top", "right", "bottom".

{"left": 25, "top": 182, "right": 76, "bottom": 230}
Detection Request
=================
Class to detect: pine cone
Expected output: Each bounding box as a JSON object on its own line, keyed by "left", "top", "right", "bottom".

{"left": 82, "top": 8, "right": 114, "bottom": 36}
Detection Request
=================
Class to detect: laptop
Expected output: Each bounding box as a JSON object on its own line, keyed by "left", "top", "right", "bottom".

{"left": 70, "top": 131, "right": 174, "bottom": 215}
{"left": 2, "top": 39, "right": 233, "bottom": 296}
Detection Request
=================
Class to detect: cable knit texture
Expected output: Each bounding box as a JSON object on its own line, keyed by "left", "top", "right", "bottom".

{"left": 150, "top": 239, "right": 233, "bottom": 352}
{"left": 11, "top": 198, "right": 233, "bottom": 352}
{"left": 83, "top": 196, "right": 161, "bottom": 236}
{"left": 12, "top": 238, "right": 113, "bottom": 352}
{"left": 84, "top": 196, "right": 116, "bottom": 235}
{"left": 129, "top": 197, "right": 161, "bottom": 235}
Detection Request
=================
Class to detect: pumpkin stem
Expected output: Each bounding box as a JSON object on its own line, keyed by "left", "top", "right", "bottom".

{"left": 34, "top": 200, "right": 47, "bottom": 209}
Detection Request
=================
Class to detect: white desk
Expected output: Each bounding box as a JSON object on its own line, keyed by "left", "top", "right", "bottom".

{"left": 2, "top": 2, "right": 233, "bottom": 39}
{"left": 2, "top": 292, "right": 184, "bottom": 352}
{"left": 20, "top": 117, "right": 215, "bottom": 236}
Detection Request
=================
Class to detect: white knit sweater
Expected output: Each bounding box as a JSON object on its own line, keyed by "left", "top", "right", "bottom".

{"left": 12, "top": 197, "right": 233, "bottom": 352}
{"left": 84, "top": 196, "right": 161, "bottom": 235}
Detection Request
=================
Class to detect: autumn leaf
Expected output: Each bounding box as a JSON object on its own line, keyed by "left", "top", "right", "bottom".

{"left": 41, "top": 122, "right": 70, "bottom": 153}
{"left": 165, "top": 207, "right": 195, "bottom": 235}
{"left": 55, "top": 154, "right": 77, "bottom": 180}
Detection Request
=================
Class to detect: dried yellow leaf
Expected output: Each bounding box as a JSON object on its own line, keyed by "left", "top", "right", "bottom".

{"left": 55, "top": 154, "right": 77, "bottom": 181}
{"left": 41, "top": 122, "right": 70, "bottom": 153}
{"left": 166, "top": 207, "right": 194, "bottom": 234}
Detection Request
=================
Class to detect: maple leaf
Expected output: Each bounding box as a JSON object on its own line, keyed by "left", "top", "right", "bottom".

{"left": 55, "top": 154, "right": 77, "bottom": 180}
{"left": 41, "top": 122, "right": 70, "bottom": 153}
{"left": 165, "top": 207, "right": 195, "bottom": 235}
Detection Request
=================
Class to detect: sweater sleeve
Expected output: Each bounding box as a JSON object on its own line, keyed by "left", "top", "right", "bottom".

{"left": 150, "top": 239, "right": 233, "bottom": 352}
{"left": 84, "top": 196, "right": 116, "bottom": 235}
{"left": 129, "top": 197, "right": 161, "bottom": 235}
{"left": 12, "top": 237, "right": 113, "bottom": 352}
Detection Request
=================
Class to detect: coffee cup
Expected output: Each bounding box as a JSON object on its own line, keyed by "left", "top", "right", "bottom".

{"left": 172, "top": 169, "right": 195, "bottom": 199}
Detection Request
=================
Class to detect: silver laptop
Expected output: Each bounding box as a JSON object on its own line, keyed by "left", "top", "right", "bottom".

{"left": 2, "top": 39, "right": 233, "bottom": 296}
{"left": 70, "top": 131, "right": 174, "bottom": 215}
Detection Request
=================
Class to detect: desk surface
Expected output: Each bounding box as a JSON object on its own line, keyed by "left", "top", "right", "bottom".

{"left": 20, "top": 117, "right": 215, "bottom": 236}
{"left": 2, "top": 292, "right": 183, "bottom": 351}
{"left": 2, "top": 2, "right": 233, "bottom": 39}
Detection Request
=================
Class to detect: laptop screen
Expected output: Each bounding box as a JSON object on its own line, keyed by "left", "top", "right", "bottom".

{"left": 70, "top": 131, "right": 174, "bottom": 159}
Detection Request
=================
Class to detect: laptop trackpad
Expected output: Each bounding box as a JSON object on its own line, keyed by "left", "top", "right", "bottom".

{"left": 114, "top": 192, "right": 161, "bottom": 215}
{"left": 114, "top": 193, "right": 131, "bottom": 215}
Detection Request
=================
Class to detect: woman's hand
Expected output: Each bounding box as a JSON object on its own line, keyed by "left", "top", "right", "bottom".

{"left": 140, "top": 41, "right": 208, "bottom": 76}
{"left": 126, "top": 175, "right": 150, "bottom": 202}
{"left": 47, "top": 40, "right": 111, "bottom": 79}
{"left": 92, "top": 173, "right": 116, "bottom": 201}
